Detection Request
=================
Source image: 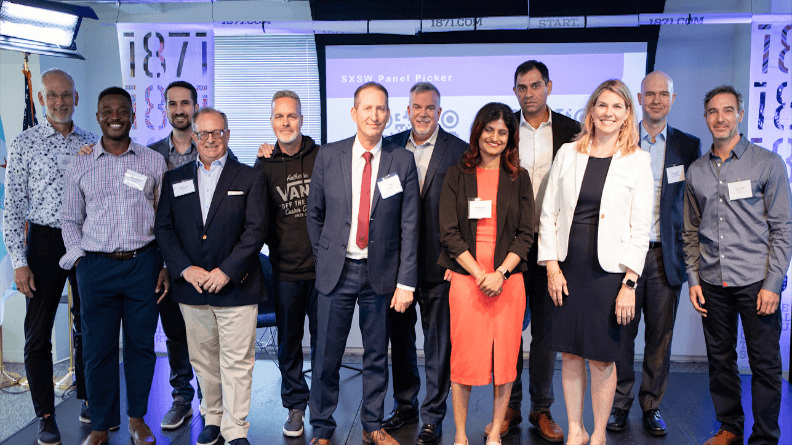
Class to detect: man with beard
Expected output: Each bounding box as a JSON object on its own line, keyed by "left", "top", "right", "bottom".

{"left": 380, "top": 82, "right": 467, "bottom": 445}
{"left": 61, "top": 87, "right": 167, "bottom": 445}
{"left": 3, "top": 68, "right": 96, "bottom": 445}
{"left": 254, "top": 90, "right": 319, "bottom": 437}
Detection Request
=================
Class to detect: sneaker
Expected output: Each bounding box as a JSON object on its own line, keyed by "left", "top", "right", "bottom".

{"left": 161, "top": 399, "right": 193, "bottom": 430}
{"left": 38, "top": 415, "right": 61, "bottom": 445}
{"left": 197, "top": 425, "right": 221, "bottom": 445}
{"left": 228, "top": 439, "right": 251, "bottom": 445}
{"left": 79, "top": 401, "right": 120, "bottom": 431}
{"left": 283, "top": 408, "right": 305, "bottom": 437}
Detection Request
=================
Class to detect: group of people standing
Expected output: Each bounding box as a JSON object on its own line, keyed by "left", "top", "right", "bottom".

{"left": 4, "top": 58, "right": 790, "bottom": 445}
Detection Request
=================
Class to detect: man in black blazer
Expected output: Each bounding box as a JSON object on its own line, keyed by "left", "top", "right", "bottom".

{"left": 306, "top": 83, "right": 419, "bottom": 445}
{"left": 154, "top": 107, "right": 267, "bottom": 445}
{"left": 381, "top": 83, "right": 468, "bottom": 445}
{"left": 608, "top": 71, "right": 700, "bottom": 436}
{"left": 491, "top": 61, "right": 581, "bottom": 442}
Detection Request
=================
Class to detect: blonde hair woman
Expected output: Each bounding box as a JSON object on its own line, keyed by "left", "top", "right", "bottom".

{"left": 537, "top": 79, "right": 653, "bottom": 445}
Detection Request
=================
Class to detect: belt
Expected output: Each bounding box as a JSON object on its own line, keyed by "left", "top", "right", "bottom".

{"left": 91, "top": 242, "right": 155, "bottom": 260}
{"left": 344, "top": 257, "right": 367, "bottom": 264}
{"left": 648, "top": 241, "right": 662, "bottom": 249}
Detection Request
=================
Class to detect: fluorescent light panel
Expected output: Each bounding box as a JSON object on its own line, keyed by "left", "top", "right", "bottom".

{"left": 0, "top": 1, "right": 78, "bottom": 47}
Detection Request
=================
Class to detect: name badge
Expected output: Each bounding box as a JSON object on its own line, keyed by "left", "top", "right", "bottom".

{"left": 728, "top": 180, "right": 752, "bottom": 201}
{"left": 377, "top": 173, "right": 403, "bottom": 199}
{"left": 468, "top": 198, "right": 492, "bottom": 219}
{"left": 57, "top": 154, "right": 74, "bottom": 172}
{"left": 666, "top": 165, "right": 685, "bottom": 184}
{"left": 123, "top": 169, "right": 148, "bottom": 191}
{"left": 173, "top": 180, "right": 195, "bottom": 197}
{"left": 228, "top": 190, "right": 244, "bottom": 196}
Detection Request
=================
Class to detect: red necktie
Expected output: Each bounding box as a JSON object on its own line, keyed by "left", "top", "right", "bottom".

{"left": 356, "top": 151, "right": 373, "bottom": 249}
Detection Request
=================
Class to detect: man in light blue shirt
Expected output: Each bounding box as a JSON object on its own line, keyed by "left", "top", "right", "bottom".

{"left": 609, "top": 71, "right": 700, "bottom": 436}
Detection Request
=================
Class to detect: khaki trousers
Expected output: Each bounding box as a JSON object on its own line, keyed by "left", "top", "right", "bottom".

{"left": 180, "top": 303, "right": 257, "bottom": 441}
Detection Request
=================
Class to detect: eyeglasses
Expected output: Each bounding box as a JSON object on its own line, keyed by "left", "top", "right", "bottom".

{"left": 194, "top": 129, "right": 228, "bottom": 141}
{"left": 45, "top": 92, "right": 74, "bottom": 102}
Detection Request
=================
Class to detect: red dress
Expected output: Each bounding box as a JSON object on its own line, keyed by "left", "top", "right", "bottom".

{"left": 449, "top": 167, "right": 526, "bottom": 385}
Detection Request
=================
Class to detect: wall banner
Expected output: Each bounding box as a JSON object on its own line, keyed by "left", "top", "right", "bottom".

{"left": 117, "top": 23, "right": 214, "bottom": 147}
{"left": 746, "top": 17, "right": 792, "bottom": 372}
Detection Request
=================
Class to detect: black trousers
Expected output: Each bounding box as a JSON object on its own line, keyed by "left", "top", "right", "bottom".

{"left": 701, "top": 280, "right": 782, "bottom": 444}
{"left": 158, "top": 298, "right": 198, "bottom": 403}
{"left": 388, "top": 280, "right": 452, "bottom": 424}
{"left": 275, "top": 279, "right": 318, "bottom": 411}
{"left": 613, "top": 246, "right": 681, "bottom": 412}
{"left": 509, "top": 239, "right": 556, "bottom": 412}
{"left": 23, "top": 223, "right": 86, "bottom": 418}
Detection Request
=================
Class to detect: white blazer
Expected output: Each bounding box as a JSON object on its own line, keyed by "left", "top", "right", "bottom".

{"left": 537, "top": 142, "right": 653, "bottom": 275}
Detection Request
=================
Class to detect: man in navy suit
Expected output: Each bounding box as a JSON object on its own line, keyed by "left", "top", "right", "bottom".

{"left": 306, "top": 82, "right": 419, "bottom": 445}
{"left": 154, "top": 107, "right": 267, "bottom": 445}
{"left": 381, "top": 82, "right": 467, "bottom": 445}
{"left": 608, "top": 71, "right": 701, "bottom": 436}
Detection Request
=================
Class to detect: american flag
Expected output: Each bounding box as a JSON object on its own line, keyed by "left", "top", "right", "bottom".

{"left": 23, "top": 65, "right": 38, "bottom": 131}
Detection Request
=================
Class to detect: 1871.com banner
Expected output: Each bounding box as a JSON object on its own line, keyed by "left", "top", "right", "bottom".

{"left": 746, "top": 17, "right": 792, "bottom": 372}
{"left": 117, "top": 23, "right": 214, "bottom": 147}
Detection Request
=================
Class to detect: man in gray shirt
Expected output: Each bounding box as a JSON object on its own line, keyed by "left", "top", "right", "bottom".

{"left": 683, "top": 85, "right": 792, "bottom": 445}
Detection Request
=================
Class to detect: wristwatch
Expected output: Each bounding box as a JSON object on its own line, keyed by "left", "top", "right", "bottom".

{"left": 622, "top": 278, "right": 637, "bottom": 290}
{"left": 497, "top": 267, "right": 511, "bottom": 280}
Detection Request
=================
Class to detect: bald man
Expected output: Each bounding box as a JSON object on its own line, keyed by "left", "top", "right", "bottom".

{"left": 607, "top": 71, "right": 701, "bottom": 435}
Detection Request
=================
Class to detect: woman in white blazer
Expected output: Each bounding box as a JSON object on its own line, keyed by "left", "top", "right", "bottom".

{"left": 537, "top": 79, "right": 652, "bottom": 445}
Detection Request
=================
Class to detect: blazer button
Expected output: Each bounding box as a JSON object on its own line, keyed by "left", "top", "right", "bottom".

{"left": 600, "top": 214, "right": 605, "bottom": 219}
{"left": 202, "top": 235, "right": 207, "bottom": 240}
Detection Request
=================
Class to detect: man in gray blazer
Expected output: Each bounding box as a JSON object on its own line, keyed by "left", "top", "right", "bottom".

{"left": 608, "top": 71, "right": 700, "bottom": 436}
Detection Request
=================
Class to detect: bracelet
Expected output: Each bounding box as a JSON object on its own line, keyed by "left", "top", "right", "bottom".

{"left": 547, "top": 271, "right": 562, "bottom": 279}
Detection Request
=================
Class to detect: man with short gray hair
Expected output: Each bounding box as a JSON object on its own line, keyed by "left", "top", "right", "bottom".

{"left": 4, "top": 68, "right": 96, "bottom": 445}
{"left": 255, "top": 90, "right": 319, "bottom": 437}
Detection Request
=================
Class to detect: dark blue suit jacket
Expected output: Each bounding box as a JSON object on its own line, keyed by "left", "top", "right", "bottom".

{"left": 306, "top": 135, "right": 420, "bottom": 296}
{"left": 386, "top": 127, "right": 468, "bottom": 284}
{"left": 657, "top": 125, "right": 701, "bottom": 286}
{"left": 154, "top": 156, "right": 269, "bottom": 306}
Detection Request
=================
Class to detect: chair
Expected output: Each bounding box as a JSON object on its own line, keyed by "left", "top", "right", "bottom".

{"left": 255, "top": 253, "right": 279, "bottom": 366}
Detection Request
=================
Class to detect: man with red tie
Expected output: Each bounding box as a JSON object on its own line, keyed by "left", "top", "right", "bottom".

{"left": 306, "top": 82, "right": 419, "bottom": 445}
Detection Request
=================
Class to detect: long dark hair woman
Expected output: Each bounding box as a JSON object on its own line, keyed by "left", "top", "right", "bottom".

{"left": 438, "top": 102, "right": 535, "bottom": 445}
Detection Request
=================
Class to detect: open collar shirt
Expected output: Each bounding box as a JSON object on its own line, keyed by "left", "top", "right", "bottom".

{"left": 197, "top": 152, "right": 228, "bottom": 223}
{"left": 59, "top": 138, "right": 167, "bottom": 269}
{"left": 683, "top": 136, "right": 792, "bottom": 293}
{"left": 3, "top": 120, "right": 97, "bottom": 269}
{"left": 640, "top": 122, "right": 667, "bottom": 243}
{"left": 167, "top": 132, "right": 199, "bottom": 170}
{"left": 519, "top": 107, "right": 553, "bottom": 223}
{"left": 405, "top": 126, "right": 439, "bottom": 191}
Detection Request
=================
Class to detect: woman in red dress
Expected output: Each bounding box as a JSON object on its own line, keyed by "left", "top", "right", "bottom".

{"left": 439, "top": 103, "right": 535, "bottom": 445}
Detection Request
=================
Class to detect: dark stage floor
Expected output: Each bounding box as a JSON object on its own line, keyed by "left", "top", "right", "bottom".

{"left": 4, "top": 357, "right": 791, "bottom": 445}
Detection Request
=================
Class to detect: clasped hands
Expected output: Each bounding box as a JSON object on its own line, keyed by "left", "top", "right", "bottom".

{"left": 183, "top": 266, "right": 230, "bottom": 294}
{"left": 474, "top": 270, "right": 504, "bottom": 297}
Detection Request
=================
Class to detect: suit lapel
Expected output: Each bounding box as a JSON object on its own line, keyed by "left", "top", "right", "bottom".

{"left": 184, "top": 166, "right": 203, "bottom": 231}
{"left": 496, "top": 167, "right": 511, "bottom": 240}
{"left": 340, "top": 139, "right": 354, "bottom": 215}
{"left": 421, "top": 131, "right": 448, "bottom": 198}
{"left": 371, "top": 144, "right": 392, "bottom": 214}
{"left": 203, "top": 159, "right": 240, "bottom": 233}
{"left": 574, "top": 148, "right": 589, "bottom": 197}
{"left": 661, "top": 127, "right": 682, "bottom": 202}
{"left": 463, "top": 168, "right": 478, "bottom": 238}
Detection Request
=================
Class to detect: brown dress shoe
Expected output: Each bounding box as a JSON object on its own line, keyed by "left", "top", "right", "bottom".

{"left": 484, "top": 407, "right": 522, "bottom": 437}
{"left": 703, "top": 429, "right": 743, "bottom": 445}
{"left": 128, "top": 418, "right": 156, "bottom": 445}
{"left": 362, "top": 428, "right": 399, "bottom": 445}
{"left": 80, "top": 431, "right": 109, "bottom": 445}
{"left": 309, "top": 438, "right": 331, "bottom": 445}
{"left": 528, "top": 411, "right": 564, "bottom": 442}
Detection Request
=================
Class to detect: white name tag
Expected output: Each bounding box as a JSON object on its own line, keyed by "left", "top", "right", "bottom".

{"left": 377, "top": 173, "right": 403, "bottom": 199}
{"left": 468, "top": 198, "right": 492, "bottom": 219}
{"left": 57, "top": 154, "right": 74, "bottom": 172}
{"left": 173, "top": 180, "right": 195, "bottom": 197}
{"left": 228, "top": 190, "right": 244, "bottom": 196}
{"left": 666, "top": 165, "right": 685, "bottom": 184}
{"left": 123, "top": 169, "right": 148, "bottom": 191}
{"left": 728, "top": 180, "right": 752, "bottom": 201}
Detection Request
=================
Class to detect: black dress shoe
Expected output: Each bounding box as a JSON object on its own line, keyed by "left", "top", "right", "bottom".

{"left": 606, "top": 407, "right": 628, "bottom": 432}
{"left": 416, "top": 424, "right": 441, "bottom": 445}
{"left": 642, "top": 409, "right": 667, "bottom": 436}
{"left": 381, "top": 408, "right": 418, "bottom": 432}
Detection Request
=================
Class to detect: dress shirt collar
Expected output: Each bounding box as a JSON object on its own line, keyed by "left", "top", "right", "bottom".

{"left": 168, "top": 131, "right": 196, "bottom": 154}
{"left": 353, "top": 135, "right": 383, "bottom": 161}
{"left": 707, "top": 135, "right": 749, "bottom": 161}
{"left": 639, "top": 121, "right": 667, "bottom": 145}
{"left": 408, "top": 125, "right": 439, "bottom": 149}
{"left": 520, "top": 106, "right": 553, "bottom": 130}
{"left": 38, "top": 118, "right": 84, "bottom": 139}
{"left": 197, "top": 151, "right": 229, "bottom": 171}
{"left": 93, "top": 137, "right": 137, "bottom": 159}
